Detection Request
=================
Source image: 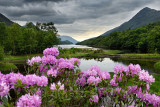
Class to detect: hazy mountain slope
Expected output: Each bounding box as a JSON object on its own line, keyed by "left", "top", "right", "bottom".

{"left": 101, "top": 7, "right": 160, "bottom": 36}
{"left": 58, "top": 36, "right": 79, "bottom": 44}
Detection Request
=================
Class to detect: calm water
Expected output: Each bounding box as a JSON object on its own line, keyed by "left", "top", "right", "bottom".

{"left": 8, "top": 45, "right": 159, "bottom": 74}
{"left": 54, "top": 44, "right": 98, "bottom": 50}
{"left": 12, "top": 57, "right": 158, "bottom": 74}
{"left": 79, "top": 57, "right": 158, "bottom": 73}
{"left": 80, "top": 58, "right": 127, "bottom": 72}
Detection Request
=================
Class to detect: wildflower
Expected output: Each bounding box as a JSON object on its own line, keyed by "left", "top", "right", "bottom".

{"left": 50, "top": 82, "right": 64, "bottom": 91}
{"left": 110, "top": 79, "right": 118, "bottom": 86}
{"left": 139, "top": 70, "right": 155, "bottom": 84}
{"left": 0, "top": 81, "right": 9, "bottom": 97}
{"left": 47, "top": 69, "right": 57, "bottom": 77}
{"left": 17, "top": 94, "right": 41, "bottom": 107}
{"left": 42, "top": 55, "right": 57, "bottom": 65}
{"left": 89, "top": 95, "right": 99, "bottom": 104}
{"left": 27, "top": 56, "right": 41, "bottom": 66}
{"left": 43, "top": 47, "right": 59, "bottom": 56}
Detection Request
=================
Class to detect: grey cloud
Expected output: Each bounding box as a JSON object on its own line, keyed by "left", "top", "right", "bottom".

{"left": 0, "top": 0, "right": 159, "bottom": 40}
{"left": 0, "top": 0, "right": 156, "bottom": 24}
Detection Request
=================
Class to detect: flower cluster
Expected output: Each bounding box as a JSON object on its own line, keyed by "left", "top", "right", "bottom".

{"left": 6, "top": 73, "right": 48, "bottom": 88}
{"left": 27, "top": 56, "right": 42, "bottom": 66}
{"left": 139, "top": 70, "right": 155, "bottom": 84}
{"left": 0, "top": 81, "right": 9, "bottom": 97}
{"left": 89, "top": 95, "right": 99, "bottom": 104}
{"left": 77, "top": 66, "right": 110, "bottom": 86}
{"left": 127, "top": 86, "right": 160, "bottom": 106}
{"left": 50, "top": 81, "right": 64, "bottom": 91}
{"left": 47, "top": 69, "right": 58, "bottom": 77}
{"left": 42, "top": 55, "right": 57, "bottom": 65}
{"left": 17, "top": 94, "right": 41, "bottom": 107}
{"left": 110, "top": 64, "right": 155, "bottom": 87}
{"left": 68, "top": 58, "right": 81, "bottom": 66}
{"left": 43, "top": 47, "right": 59, "bottom": 56}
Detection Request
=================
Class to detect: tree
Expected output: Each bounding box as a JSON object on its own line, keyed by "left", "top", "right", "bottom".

{"left": 0, "top": 46, "right": 4, "bottom": 61}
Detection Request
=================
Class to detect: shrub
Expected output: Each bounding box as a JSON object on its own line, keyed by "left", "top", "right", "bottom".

{"left": 0, "top": 46, "right": 4, "bottom": 61}
{"left": 154, "top": 61, "right": 160, "bottom": 73}
{"left": 0, "top": 47, "right": 159, "bottom": 107}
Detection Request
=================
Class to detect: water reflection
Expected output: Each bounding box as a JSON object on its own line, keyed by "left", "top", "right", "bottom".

{"left": 79, "top": 57, "right": 128, "bottom": 72}
{"left": 110, "top": 58, "right": 159, "bottom": 73}
{"left": 5, "top": 57, "right": 159, "bottom": 74}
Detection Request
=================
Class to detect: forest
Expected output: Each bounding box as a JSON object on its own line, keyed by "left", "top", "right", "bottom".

{"left": 77, "top": 22, "right": 160, "bottom": 53}
{"left": 0, "top": 22, "right": 59, "bottom": 55}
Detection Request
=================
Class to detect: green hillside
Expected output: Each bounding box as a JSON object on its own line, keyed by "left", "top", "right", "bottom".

{"left": 101, "top": 7, "right": 160, "bottom": 36}
{"left": 77, "top": 22, "right": 160, "bottom": 53}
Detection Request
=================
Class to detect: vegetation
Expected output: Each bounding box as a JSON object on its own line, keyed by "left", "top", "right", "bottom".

{"left": 154, "top": 61, "right": 160, "bottom": 73}
{"left": 0, "top": 46, "right": 4, "bottom": 61}
{"left": 78, "top": 22, "right": 160, "bottom": 53}
{"left": 0, "top": 45, "right": 17, "bottom": 72}
{"left": 0, "top": 22, "right": 59, "bottom": 55}
{"left": 0, "top": 62, "right": 17, "bottom": 72}
{"left": 121, "top": 53, "right": 160, "bottom": 58}
{"left": 0, "top": 47, "right": 159, "bottom": 106}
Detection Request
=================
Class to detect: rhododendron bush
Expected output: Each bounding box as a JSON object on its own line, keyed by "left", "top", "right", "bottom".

{"left": 0, "top": 47, "right": 160, "bottom": 107}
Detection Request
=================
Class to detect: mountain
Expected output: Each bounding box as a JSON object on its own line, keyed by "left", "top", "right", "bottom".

{"left": 58, "top": 36, "right": 79, "bottom": 44}
{"left": 78, "top": 21, "right": 160, "bottom": 53}
{"left": 59, "top": 40, "right": 73, "bottom": 45}
{"left": 101, "top": 7, "right": 160, "bottom": 36}
{"left": 0, "top": 13, "right": 13, "bottom": 25}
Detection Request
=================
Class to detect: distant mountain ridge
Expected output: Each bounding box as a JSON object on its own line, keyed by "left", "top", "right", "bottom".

{"left": 0, "top": 13, "right": 13, "bottom": 25}
{"left": 58, "top": 36, "right": 79, "bottom": 44}
{"left": 101, "top": 7, "right": 160, "bottom": 36}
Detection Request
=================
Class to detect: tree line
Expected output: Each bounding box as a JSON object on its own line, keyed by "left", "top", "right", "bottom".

{"left": 0, "top": 22, "right": 59, "bottom": 55}
{"left": 77, "top": 22, "right": 160, "bottom": 53}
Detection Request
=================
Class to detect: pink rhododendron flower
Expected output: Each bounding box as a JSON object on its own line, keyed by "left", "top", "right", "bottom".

{"left": 110, "top": 79, "right": 118, "bottom": 86}
{"left": 139, "top": 70, "right": 155, "bottom": 84}
{"left": 50, "top": 82, "right": 64, "bottom": 91}
{"left": 89, "top": 95, "right": 99, "bottom": 104}
{"left": 42, "top": 55, "right": 57, "bottom": 65}
{"left": 68, "top": 58, "right": 81, "bottom": 66}
{"left": 43, "top": 47, "right": 59, "bottom": 56}
{"left": 0, "top": 81, "right": 9, "bottom": 97}
{"left": 27, "top": 56, "right": 42, "bottom": 66}
{"left": 17, "top": 94, "right": 41, "bottom": 107}
{"left": 47, "top": 69, "right": 57, "bottom": 77}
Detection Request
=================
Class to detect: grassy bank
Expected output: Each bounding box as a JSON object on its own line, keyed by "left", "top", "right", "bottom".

{"left": 0, "top": 62, "right": 17, "bottom": 71}
{"left": 120, "top": 53, "right": 160, "bottom": 58}
{"left": 4, "top": 48, "right": 122, "bottom": 62}
{"left": 4, "top": 54, "right": 43, "bottom": 62}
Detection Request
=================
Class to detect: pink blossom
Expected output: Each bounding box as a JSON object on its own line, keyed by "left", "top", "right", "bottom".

{"left": 68, "top": 58, "right": 81, "bottom": 66}
{"left": 0, "top": 81, "right": 9, "bottom": 97}
{"left": 139, "top": 70, "right": 155, "bottom": 84}
{"left": 17, "top": 94, "right": 41, "bottom": 107}
{"left": 43, "top": 47, "right": 59, "bottom": 56}
{"left": 42, "top": 55, "right": 57, "bottom": 65}
{"left": 27, "top": 56, "right": 42, "bottom": 66}
{"left": 110, "top": 79, "right": 118, "bottom": 86}
{"left": 47, "top": 69, "right": 57, "bottom": 77}
{"left": 99, "top": 71, "right": 110, "bottom": 80}
{"left": 50, "top": 82, "right": 64, "bottom": 91}
{"left": 89, "top": 95, "right": 99, "bottom": 104}
{"left": 87, "top": 76, "right": 101, "bottom": 86}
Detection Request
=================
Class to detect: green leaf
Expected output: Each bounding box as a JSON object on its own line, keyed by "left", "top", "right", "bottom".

{"left": 2, "top": 96, "right": 8, "bottom": 106}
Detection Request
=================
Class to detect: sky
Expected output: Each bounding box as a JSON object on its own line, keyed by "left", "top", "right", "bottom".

{"left": 1, "top": 0, "right": 160, "bottom": 41}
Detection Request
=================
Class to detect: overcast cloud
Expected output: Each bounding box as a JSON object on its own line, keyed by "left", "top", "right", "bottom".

{"left": 1, "top": 0, "right": 160, "bottom": 41}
